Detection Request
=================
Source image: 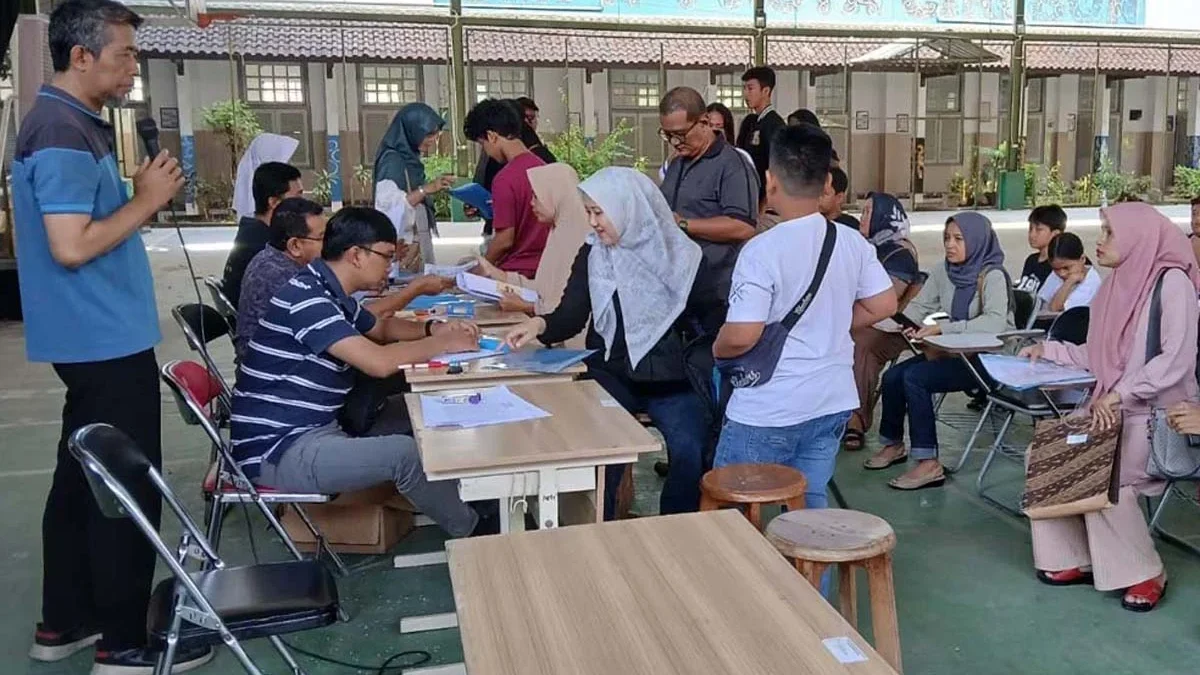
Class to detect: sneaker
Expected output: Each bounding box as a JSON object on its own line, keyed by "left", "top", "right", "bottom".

{"left": 29, "top": 623, "right": 102, "bottom": 661}
{"left": 92, "top": 644, "right": 214, "bottom": 675}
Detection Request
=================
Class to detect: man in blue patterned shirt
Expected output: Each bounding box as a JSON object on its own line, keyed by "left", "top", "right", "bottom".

{"left": 231, "top": 207, "right": 482, "bottom": 537}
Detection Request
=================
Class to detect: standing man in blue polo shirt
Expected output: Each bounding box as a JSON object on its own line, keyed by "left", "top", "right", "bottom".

{"left": 12, "top": 1, "right": 209, "bottom": 672}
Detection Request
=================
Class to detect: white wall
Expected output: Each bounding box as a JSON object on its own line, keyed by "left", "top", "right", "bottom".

{"left": 532, "top": 67, "right": 569, "bottom": 134}
{"left": 883, "top": 72, "right": 915, "bottom": 133}
{"left": 146, "top": 59, "right": 178, "bottom": 125}
{"left": 774, "top": 69, "right": 802, "bottom": 119}
{"left": 1122, "top": 78, "right": 1152, "bottom": 134}
{"left": 186, "top": 59, "right": 235, "bottom": 124}
{"left": 850, "top": 72, "right": 885, "bottom": 135}
{"left": 666, "top": 69, "right": 708, "bottom": 93}
{"left": 308, "top": 63, "right": 326, "bottom": 132}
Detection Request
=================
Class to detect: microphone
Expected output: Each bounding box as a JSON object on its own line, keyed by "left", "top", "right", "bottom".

{"left": 136, "top": 117, "right": 161, "bottom": 158}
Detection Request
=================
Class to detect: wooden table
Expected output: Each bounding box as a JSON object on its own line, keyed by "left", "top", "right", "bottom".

{"left": 404, "top": 355, "right": 586, "bottom": 393}
{"left": 405, "top": 380, "right": 659, "bottom": 531}
{"left": 446, "top": 510, "right": 900, "bottom": 675}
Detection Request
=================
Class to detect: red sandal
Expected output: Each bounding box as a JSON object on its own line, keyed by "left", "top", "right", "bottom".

{"left": 1121, "top": 577, "right": 1168, "bottom": 612}
{"left": 1036, "top": 567, "right": 1094, "bottom": 587}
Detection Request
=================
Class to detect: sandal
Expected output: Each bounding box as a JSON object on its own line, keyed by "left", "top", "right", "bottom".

{"left": 1036, "top": 567, "right": 1094, "bottom": 587}
{"left": 887, "top": 467, "right": 946, "bottom": 490}
{"left": 1121, "top": 577, "right": 1168, "bottom": 612}
{"left": 864, "top": 446, "right": 908, "bottom": 470}
{"left": 843, "top": 428, "right": 866, "bottom": 451}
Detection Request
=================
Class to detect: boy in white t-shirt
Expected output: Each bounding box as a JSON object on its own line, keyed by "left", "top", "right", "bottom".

{"left": 712, "top": 125, "right": 897, "bottom": 508}
{"left": 1039, "top": 232, "right": 1102, "bottom": 312}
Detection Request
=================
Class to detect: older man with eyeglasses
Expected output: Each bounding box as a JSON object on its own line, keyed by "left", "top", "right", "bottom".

{"left": 658, "top": 86, "right": 759, "bottom": 301}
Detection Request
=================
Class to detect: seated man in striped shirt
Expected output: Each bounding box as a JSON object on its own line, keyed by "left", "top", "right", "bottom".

{"left": 231, "top": 206, "right": 483, "bottom": 537}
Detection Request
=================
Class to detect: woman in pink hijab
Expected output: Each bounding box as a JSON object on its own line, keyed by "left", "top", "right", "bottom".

{"left": 1020, "top": 202, "right": 1200, "bottom": 612}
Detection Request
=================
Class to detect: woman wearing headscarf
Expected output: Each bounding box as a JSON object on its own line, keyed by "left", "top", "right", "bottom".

{"left": 843, "top": 193, "right": 923, "bottom": 450}
{"left": 1018, "top": 203, "right": 1199, "bottom": 612}
{"left": 232, "top": 133, "right": 299, "bottom": 221}
{"left": 473, "top": 164, "right": 591, "bottom": 345}
{"left": 504, "top": 167, "right": 726, "bottom": 517}
{"left": 373, "top": 103, "right": 455, "bottom": 267}
{"left": 864, "top": 212, "right": 1014, "bottom": 490}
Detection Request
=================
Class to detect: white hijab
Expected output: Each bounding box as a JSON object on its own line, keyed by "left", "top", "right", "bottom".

{"left": 232, "top": 133, "right": 299, "bottom": 221}
{"left": 578, "top": 167, "right": 702, "bottom": 370}
{"left": 373, "top": 178, "right": 416, "bottom": 240}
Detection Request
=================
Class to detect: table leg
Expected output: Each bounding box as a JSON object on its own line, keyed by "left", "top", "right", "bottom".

{"left": 595, "top": 465, "right": 606, "bottom": 524}
{"left": 538, "top": 467, "right": 559, "bottom": 529}
{"left": 866, "top": 553, "right": 903, "bottom": 673}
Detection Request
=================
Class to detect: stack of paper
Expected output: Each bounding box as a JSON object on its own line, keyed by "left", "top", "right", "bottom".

{"left": 419, "top": 385, "right": 551, "bottom": 429}
{"left": 406, "top": 293, "right": 469, "bottom": 311}
{"left": 456, "top": 271, "right": 538, "bottom": 304}
{"left": 496, "top": 349, "right": 595, "bottom": 374}
{"left": 979, "top": 354, "right": 1095, "bottom": 391}
{"left": 425, "top": 262, "right": 476, "bottom": 278}
{"left": 426, "top": 336, "right": 509, "bottom": 366}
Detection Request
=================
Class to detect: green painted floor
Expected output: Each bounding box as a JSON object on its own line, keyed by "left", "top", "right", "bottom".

{"left": 4, "top": 241, "right": 1200, "bottom": 674}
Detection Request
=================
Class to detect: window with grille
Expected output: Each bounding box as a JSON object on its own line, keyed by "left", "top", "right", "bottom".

{"left": 1109, "top": 80, "right": 1123, "bottom": 114}
{"left": 925, "top": 75, "right": 962, "bottom": 164}
{"left": 245, "top": 63, "right": 304, "bottom": 104}
{"left": 361, "top": 65, "right": 421, "bottom": 105}
{"left": 814, "top": 73, "right": 846, "bottom": 115}
{"left": 255, "top": 109, "right": 311, "bottom": 167}
{"left": 1079, "top": 75, "right": 1096, "bottom": 113}
{"left": 610, "top": 70, "right": 660, "bottom": 110}
{"left": 472, "top": 67, "right": 529, "bottom": 103}
{"left": 1177, "top": 77, "right": 1191, "bottom": 112}
{"left": 713, "top": 73, "right": 745, "bottom": 111}
{"left": 1026, "top": 78, "right": 1044, "bottom": 114}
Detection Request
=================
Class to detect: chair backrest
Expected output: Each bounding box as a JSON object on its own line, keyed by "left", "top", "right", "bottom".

{"left": 171, "top": 304, "right": 235, "bottom": 407}
{"left": 1013, "top": 290, "right": 1036, "bottom": 330}
{"left": 162, "top": 360, "right": 226, "bottom": 440}
{"left": 204, "top": 276, "right": 239, "bottom": 324}
{"left": 1048, "top": 306, "right": 1090, "bottom": 345}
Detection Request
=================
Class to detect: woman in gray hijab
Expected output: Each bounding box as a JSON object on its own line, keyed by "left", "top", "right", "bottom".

{"left": 863, "top": 212, "right": 1015, "bottom": 490}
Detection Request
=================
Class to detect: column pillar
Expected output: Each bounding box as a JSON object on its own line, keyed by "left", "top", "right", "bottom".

{"left": 1094, "top": 74, "right": 1111, "bottom": 171}
{"left": 325, "top": 65, "right": 343, "bottom": 210}
{"left": 175, "top": 62, "right": 198, "bottom": 216}
{"left": 1188, "top": 79, "right": 1200, "bottom": 168}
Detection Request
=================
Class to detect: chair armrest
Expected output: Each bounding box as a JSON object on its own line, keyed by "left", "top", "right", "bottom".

{"left": 998, "top": 329, "right": 1045, "bottom": 341}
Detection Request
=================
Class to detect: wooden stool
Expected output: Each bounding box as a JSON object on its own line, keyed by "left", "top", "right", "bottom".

{"left": 766, "top": 509, "right": 902, "bottom": 673}
{"left": 698, "top": 463, "right": 806, "bottom": 531}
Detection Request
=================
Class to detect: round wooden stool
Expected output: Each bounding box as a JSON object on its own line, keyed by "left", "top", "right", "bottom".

{"left": 766, "top": 509, "right": 902, "bottom": 673}
{"left": 698, "top": 463, "right": 806, "bottom": 531}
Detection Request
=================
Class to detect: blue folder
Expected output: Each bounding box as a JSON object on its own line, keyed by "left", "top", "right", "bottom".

{"left": 449, "top": 183, "right": 493, "bottom": 220}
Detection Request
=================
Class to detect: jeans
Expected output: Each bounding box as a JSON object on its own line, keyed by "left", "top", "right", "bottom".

{"left": 878, "top": 355, "right": 978, "bottom": 460}
{"left": 587, "top": 368, "right": 710, "bottom": 518}
{"left": 714, "top": 411, "right": 852, "bottom": 509}
{"left": 259, "top": 399, "right": 478, "bottom": 537}
{"left": 45, "top": 350, "right": 162, "bottom": 649}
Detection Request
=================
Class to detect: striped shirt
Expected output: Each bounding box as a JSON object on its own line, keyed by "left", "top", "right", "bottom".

{"left": 230, "top": 258, "right": 377, "bottom": 479}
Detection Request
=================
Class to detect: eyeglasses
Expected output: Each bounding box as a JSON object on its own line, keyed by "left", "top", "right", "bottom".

{"left": 357, "top": 245, "right": 394, "bottom": 261}
{"left": 295, "top": 236, "right": 324, "bottom": 243}
{"left": 658, "top": 119, "right": 704, "bottom": 147}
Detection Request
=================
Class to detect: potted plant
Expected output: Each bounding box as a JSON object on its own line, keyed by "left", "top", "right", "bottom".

{"left": 200, "top": 99, "right": 264, "bottom": 183}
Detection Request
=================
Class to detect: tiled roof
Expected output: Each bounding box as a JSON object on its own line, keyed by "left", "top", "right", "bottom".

{"left": 135, "top": 17, "right": 1200, "bottom": 74}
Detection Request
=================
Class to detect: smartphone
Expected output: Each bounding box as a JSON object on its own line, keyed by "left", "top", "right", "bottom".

{"left": 891, "top": 313, "right": 922, "bottom": 332}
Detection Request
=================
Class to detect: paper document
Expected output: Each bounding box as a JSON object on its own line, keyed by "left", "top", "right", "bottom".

{"left": 426, "top": 337, "right": 509, "bottom": 366}
{"left": 495, "top": 349, "right": 595, "bottom": 374}
{"left": 456, "top": 271, "right": 539, "bottom": 304}
{"left": 449, "top": 183, "right": 493, "bottom": 220}
{"left": 419, "top": 385, "right": 551, "bottom": 429}
{"left": 425, "top": 262, "right": 475, "bottom": 278}
{"left": 979, "top": 354, "right": 1095, "bottom": 391}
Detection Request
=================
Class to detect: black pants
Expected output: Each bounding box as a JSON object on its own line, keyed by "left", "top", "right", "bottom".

{"left": 43, "top": 350, "right": 162, "bottom": 650}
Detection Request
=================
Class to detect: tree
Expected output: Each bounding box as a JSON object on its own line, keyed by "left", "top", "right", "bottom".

{"left": 201, "top": 99, "right": 263, "bottom": 181}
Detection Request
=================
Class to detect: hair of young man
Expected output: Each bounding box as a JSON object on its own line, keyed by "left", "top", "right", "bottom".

{"left": 269, "top": 197, "right": 325, "bottom": 251}
{"left": 514, "top": 96, "right": 539, "bottom": 114}
{"left": 788, "top": 109, "right": 821, "bottom": 127}
{"left": 49, "top": 0, "right": 143, "bottom": 72}
{"left": 1029, "top": 204, "right": 1068, "bottom": 231}
{"left": 1192, "top": 195, "right": 1200, "bottom": 207}
{"left": 830, "top": 167, "right": 849, "bottom": 195}
{"left": 322, "top": 207, "right": 398, "bottom": 261}
{"left": 768, "top": 124, "right": 834, "bottom": 199}
{"left": 1047, "top": 232, "right": 1085, "bottom": 261}
{"left": 463, "top": 98, "right": 522, "bottom": 142}
{"left": 658, "top": 86, "right": 706, "bottom": 121}
{"left": 252, "top": 162, "right": 302, "bottom": 216}
{"left": 741, "top": 66, "right": 777, "bottom": 92}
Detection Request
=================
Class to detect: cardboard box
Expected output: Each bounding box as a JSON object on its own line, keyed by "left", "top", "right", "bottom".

{"left": 280, "top": 484, "right": 415, "bottom": 555}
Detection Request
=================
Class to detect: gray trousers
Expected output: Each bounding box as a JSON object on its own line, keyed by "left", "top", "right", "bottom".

{"left": 259, "top": 406, "right": 478, "bottom": 538}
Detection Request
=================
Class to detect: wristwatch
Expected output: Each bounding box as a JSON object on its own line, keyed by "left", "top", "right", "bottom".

{"left": 678, "top": 218, "right": 690, "bottom": 233}
{"left": 423, "top": 320, "right": 436, "bottom": 337}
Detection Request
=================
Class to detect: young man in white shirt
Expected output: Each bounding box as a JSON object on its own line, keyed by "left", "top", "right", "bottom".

{"left": 712, "top": 124, "right": 897, "bottom": 508}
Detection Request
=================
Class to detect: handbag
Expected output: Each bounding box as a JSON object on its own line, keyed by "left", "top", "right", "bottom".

{"left": 1022, "top": 411, "right": 1121, "bottom": 520}
{"left": 1143, "top": 268, "right": 1200, "bottom": 480}
{"left": 715, "top": 220, "right": 836, "bottom": 389}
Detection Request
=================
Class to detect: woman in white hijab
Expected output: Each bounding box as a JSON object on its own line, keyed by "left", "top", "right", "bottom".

{"left": 505, "top": 167, "right": 726, "bottom": 518}
{"left": 232, "top": 133, "right": 299, "bottom": 221}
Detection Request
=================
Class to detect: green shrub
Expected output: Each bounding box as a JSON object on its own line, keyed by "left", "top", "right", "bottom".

{"left": 310, "top": 169, "right": 336, "bottom": 206}
{"left": 200, "top": 100, "right": 263, "bottom": 181}
{"left": 422, "top": 153, "right": 457, "bottom": 220}
{"left": 547, "top": 120, "right": 647, "bottom": 179}
{"left": 1173, "top": 165, "right": 1200, "bottom": 200}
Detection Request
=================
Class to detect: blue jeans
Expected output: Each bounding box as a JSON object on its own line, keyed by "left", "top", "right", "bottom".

{"left": 587, "top": 369, "right": 710, "bottom": 518}
{"left": 714, "top": 411, "right": 852, "bottom": 509}
{"left": 877, "top": 355, "right": 978, "bottom": 460}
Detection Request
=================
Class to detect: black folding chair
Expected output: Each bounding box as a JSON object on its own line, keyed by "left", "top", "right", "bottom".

{"left": 171, "top": 303, "right": 236, "bottom": 410}
{"left": 69, "top": 423, "right": 340, "bottom": 675}
{"left": 1013, "top": 289, "right": 1038, "bottom": 330}
{"left": 203, "top": 276, "right": 239, "bottom": 330}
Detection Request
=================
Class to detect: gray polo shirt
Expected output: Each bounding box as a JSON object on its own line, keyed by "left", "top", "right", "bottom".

{"left": 661, "top": 135, "right": 759, "bottom": 300}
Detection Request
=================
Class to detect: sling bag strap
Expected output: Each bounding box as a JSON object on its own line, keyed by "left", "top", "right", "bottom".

{"left": 781, "top": 220, "right": 837, "bottom": 331}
